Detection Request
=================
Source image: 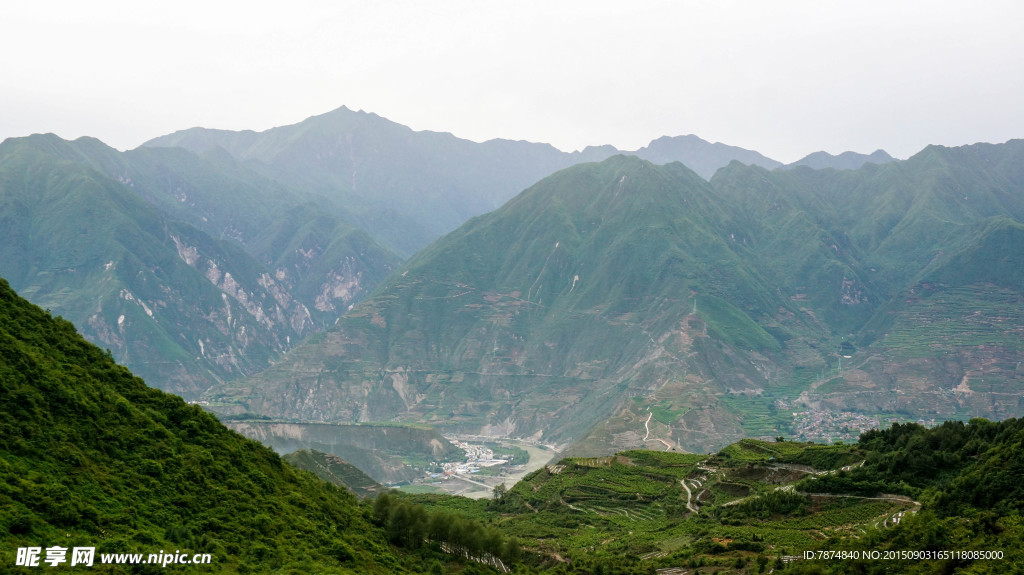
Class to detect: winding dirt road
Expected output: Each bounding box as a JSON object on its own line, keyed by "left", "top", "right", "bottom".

{"left": 680, "top": 479, "right": 699, "bottom": 513}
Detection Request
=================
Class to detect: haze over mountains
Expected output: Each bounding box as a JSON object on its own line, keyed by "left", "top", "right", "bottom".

{"left": 143, "top": 106, "right": 792, "bottom": 255}
{"left": 4, "top": 104, "right": 1021, "bottom": 462}
{"left": 5, "top": 102, "right": 1024, "bottom": 573}
{"left": 0, "top": 105, "right": 824, "bottom": 400}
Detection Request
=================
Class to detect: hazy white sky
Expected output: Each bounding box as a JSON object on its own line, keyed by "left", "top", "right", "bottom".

{"left": 2, "top": 1, "right": 1022, "bottom": 163}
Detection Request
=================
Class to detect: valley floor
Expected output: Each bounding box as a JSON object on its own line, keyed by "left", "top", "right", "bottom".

{"left": 404, "top": 438, "right": 557, "bottom": 499}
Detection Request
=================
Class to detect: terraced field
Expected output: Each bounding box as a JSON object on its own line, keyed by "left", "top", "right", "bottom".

{"left": 877, "top": 285, "right": 1024, "bottom": 356}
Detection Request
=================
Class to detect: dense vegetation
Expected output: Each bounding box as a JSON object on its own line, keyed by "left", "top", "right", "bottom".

{"left": 396, "top": 444, "right": 877, "bottom": 573}
{"left": 788, "top": 419, "right": 1024, "bottom": 573}
{"left": 373, "top": 492, "right": 521, "bottom": 568}
{"left": 0, "top": 277, "right": 492, "bottom": 573}
{"left": 383, "top": 424, "right": 1024, "bottom": 574}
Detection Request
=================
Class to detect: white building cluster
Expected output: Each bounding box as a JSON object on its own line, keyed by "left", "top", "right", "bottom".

{"left": 441, "top": 440, "right": 508, "bottom": 476}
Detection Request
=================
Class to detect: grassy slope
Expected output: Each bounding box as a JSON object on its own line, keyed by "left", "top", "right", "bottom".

{"left": 404, "top": 441, "right": 895, "bottom": 573}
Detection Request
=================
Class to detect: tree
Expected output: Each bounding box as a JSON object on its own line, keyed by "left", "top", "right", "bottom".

{"left": 502, "top": 537, "right": 522, "bottom": 564}
{"left": 408, "top": 504, "right": 428, "bottom": 549}
{"left": 493, "top": 482, "right": 508, "bottom": 501}
{"left": 387, "top": 502, "right": 412, "bottom": 546}
{"left": 373, "top": 491, "right": 395, "bottom": 525}
{"left": 428, "top": 511, "right": 452, "bottom": 543}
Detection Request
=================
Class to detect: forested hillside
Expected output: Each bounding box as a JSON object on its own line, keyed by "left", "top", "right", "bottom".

{"left": 3, "top": 266, "right": 1019, "bottom": 573}
{"left": 775, "top": 419, "right": 1024, "bottom": 574}
{"left": 0, "top": 277, "right": 496, "bottom": 573}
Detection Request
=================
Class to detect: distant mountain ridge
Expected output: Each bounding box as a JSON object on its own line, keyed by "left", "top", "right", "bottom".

{"left": 785, "top": 149, "right": 896, "bottom": 170}
{"left": 145, "top": 106, "right": 578, "bottom": 256}
{"left": 8, "top": 105, "right": 1015, "bottom": 439}
{"left": 144, "top": 106, "right": 786, "bottom": 255}
{"left": 631, "top": 134, "right": 782, "bottom": 174}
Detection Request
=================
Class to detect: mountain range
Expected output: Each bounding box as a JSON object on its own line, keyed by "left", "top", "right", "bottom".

{"left": 206, "top": 139, "right": 1024, "bottom": 456}
{"left": 5, "top": 103, "right": 1018, "bottom": 461}
{"left": 0, "top": 105, "right": 817, "bottom": 400}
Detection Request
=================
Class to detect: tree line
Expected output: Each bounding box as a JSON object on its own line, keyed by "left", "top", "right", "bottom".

{"left": 373, "top": 491, "right": 522, "bottom": 566}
